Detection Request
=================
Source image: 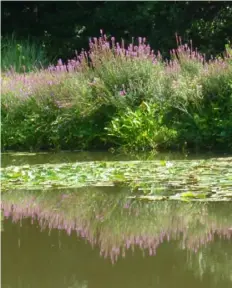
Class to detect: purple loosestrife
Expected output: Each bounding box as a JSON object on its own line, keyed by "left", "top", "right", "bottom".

{"left": 120, "top": 90, "right": 126, "bottom": 96}
{"left": 88, "top": 31, "right": 159, "bottom": 67}
{"left": 2, "top": 197, "right": 232, "bottom": 263}
{"left": 2, "top": 31, "right": 231, "bottom": 106}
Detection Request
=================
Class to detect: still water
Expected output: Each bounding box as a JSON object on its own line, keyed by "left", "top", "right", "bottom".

{"left": 1, "top": 152, "right": 232, "bottom": 288}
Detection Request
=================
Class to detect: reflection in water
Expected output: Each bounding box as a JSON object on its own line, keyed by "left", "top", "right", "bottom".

{"left": 2, "top": 218, "right": 232, "bottom": 288}
{"left": 188, "top": 240, "right": 232, "bottom": 284}
{"left": 2, "top": 188, "right": 232, "bottom": 277}
{"left": 2, "top": 152, "right": 232, "bottom": 288}
{"left": 1, "top": 150, "right": 223, "bottom": 168}
{"left": 2, "top": 189, "right": 232, "bottom": 257}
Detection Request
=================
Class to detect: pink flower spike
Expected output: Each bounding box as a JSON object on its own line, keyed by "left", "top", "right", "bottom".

{"left": 57, "top": 59, "right": 63, "bottom": 66}
{"left": 119, "top": 90, "right": 126, "bottom": 96}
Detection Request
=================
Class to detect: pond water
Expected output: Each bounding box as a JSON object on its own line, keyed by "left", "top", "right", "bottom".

{"left": 1, "top": 152, "right": 232, "bottom": 288}
{"left": 1, "top": 150, "right": 228, "bottom": 168}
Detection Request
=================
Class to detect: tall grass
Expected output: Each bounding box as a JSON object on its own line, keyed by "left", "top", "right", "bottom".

{"left": 1, "top": 34, "right": 49, "bottom": 73}
{"left": 1, "top": 31, "right": 232, "bottom": 151}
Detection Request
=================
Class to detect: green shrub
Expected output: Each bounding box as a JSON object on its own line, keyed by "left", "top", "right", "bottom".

{"left": 2, "top": 33, "right": 232, "bottom": 152}
{"left": 1, "top": 75, "right": 113, "bottom": 151}
{"left": 87, "top": 37, "right": 167, "bottom": 108}
{"left": 170, "top": 62, "right": 232, "bottom": 150}
{"left": 105, "top": 102, "right": 177, "bottom": 151}
{"left": 1, "top": 96, "right": 58, "bottom": 150}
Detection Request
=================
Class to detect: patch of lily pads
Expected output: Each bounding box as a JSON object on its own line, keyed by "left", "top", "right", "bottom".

{"left": 1, "top": 157, "right": 232, "bottom": 201}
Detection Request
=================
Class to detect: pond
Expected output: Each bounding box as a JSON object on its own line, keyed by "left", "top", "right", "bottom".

{"left": 1, "top": 152, "right": 232, "bottom": 288}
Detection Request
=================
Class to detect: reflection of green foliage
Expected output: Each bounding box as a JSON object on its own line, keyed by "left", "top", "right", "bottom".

{"left": 2, "top": 188, "right": 232, "bottom": 265}
{"left": 187, "top": 241, "right": 232, "bottom": 284}
{"left": 1, "top": 157, "right": 232, "bottom": 200}
{"left": 0, "top": 211, "right": 3, "bottom": 232}
{"left": 68, "top": 279, "right": 88, "bottom": 288}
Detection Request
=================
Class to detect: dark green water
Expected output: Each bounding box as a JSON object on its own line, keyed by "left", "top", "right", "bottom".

{"left": 1, "top": 150, "right": 227, "bottom": 167}
{"left": 1, "top": 152, "right": 232, "bottom": 288}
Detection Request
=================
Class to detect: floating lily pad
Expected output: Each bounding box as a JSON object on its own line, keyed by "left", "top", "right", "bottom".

{"left": 1, "top": 157, "right": 232, "bottom": 201}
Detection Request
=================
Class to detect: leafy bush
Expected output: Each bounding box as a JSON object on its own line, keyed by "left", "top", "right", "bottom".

{"left": 105, "top": 102, "right": 177, "bottom": 151}
{"left": 2, "top": 96, "right": 58, "bottom": 150}
{"left": 1, "top": 33, "right": 232, "bottom": 152}
{"left": 87, "top": 36, "right": 166, "bottom": 107}
{"left": 170, "top": 58, "right": 232, "bottom": 150}
{"left": 1, "top": 81, "right": 108, "bottom": 151}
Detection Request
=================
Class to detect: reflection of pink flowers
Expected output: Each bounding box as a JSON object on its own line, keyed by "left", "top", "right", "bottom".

{"left": 2, "top": 197, "right": 232, "bottom": 265}
{"left": 61, "top": 194, "right": 69, "bottom": 200}
{"left": 3, "top": 210, "right": 10, "bottom": 218}
{"left": 119, "top": 90, "right": 126, "bottom": 96}
{"left": 124, "top": 202, "right": 130, "bottom": 209}
{"left": 96, "top": 214, "right": 105, "bottom": 222}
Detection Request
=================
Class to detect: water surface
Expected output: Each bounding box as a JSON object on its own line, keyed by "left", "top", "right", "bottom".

{"left": 1, "top": 150, "right": 228, "bottom": 167}
{"left": 1, "top": 152, "right": 232, "bottom": 288}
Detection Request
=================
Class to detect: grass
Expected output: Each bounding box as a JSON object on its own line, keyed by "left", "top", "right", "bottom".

{"left": 1, "top": 31, "right": 232, "bottom": 152}
{"left": 1, "top": 34, "right": 50, "bottom": 73}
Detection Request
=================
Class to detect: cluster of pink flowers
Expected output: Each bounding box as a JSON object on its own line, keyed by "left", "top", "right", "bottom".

{"left": 2, "top": 197, "right": 232, "bottom": 264}
{"left": 2, "top": 30, "right": 231, "bottom": 101}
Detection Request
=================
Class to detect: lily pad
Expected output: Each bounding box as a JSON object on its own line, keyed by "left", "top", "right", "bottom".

{"left": 1, "top": 157, "right": 232, "bottom": 201}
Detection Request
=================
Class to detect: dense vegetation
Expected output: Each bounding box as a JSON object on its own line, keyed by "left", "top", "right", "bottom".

{"left": 2, "top": 1, "right": 232, "bottom": 62}
{"left": 1, "top": 2, "right": 232, "bottom": 152}
{"left": 2, "top": 32, "right": 232, "bottom": 152}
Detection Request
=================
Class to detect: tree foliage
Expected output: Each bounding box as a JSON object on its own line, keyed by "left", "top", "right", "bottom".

{"left": 2, "top": 1, "right": 232, "bottom": 61}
